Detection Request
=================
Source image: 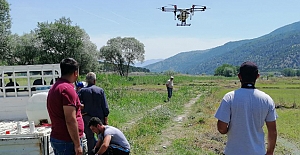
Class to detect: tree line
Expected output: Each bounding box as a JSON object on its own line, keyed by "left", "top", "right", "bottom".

{"left": 281, "top": 68, "right": 300, "bottom": 77}
{"left": 214, "top": 64, "right": 300, "bottom": 77}
{"left": 0, "top": 0, "right": 145, "bottom": 76}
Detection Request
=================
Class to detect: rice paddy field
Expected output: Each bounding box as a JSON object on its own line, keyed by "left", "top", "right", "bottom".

{"left": 89, "top": 73, "right": 300, "bottom": 155}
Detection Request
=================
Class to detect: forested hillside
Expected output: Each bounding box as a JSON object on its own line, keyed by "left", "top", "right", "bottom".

{"left": 145, "top": 21, "right": 300, "bottom": 74}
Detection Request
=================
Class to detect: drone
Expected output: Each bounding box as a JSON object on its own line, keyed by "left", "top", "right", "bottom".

{"left": 158, "top": 4, "right": 207, "bottom": 26}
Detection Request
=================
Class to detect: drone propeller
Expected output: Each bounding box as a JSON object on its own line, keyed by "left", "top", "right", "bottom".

{"left": 190, "top": 5, "right": 207, "bottom": 17}
{"left": 166, "top": 4, "right": 177, "bottom": 20}
{"left": 189, "top": 5, "right": 207, "bottom": 19}
{"left": 192, "top": 5, "right": 207, "bottom": 8}
{"left": 168, "top": 4, "right": 177, "bottom": 9}
{"left": 192, "top": 5, "right": 204, "bottom": 7}
{"left": 158, "top": 6, "right": 168, "bottom": 8}
{"left": 157, "top": 6, "right": 168, "bottom": 11}
{"left": 192, "top": 5, "right": 207, "bottom": 10}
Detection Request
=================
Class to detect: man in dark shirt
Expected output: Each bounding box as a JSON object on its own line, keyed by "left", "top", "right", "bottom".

{"left": 78, "top": 72, "right": 109, "bottom": 155}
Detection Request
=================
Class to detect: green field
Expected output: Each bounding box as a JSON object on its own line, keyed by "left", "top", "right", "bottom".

{"left": 87, "top": 74, "right": 300, "bottom": 155}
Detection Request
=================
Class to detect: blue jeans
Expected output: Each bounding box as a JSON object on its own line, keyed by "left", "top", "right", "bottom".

{"left": 167, "top": 87, "right": 173, "bottom": 99}
{"left": 50, "top": 137, "right": 83, "bottom": 155}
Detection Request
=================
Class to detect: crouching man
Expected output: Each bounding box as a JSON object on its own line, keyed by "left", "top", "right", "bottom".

{"left": 88, "top": 117, "right": 130, "bottom": 155}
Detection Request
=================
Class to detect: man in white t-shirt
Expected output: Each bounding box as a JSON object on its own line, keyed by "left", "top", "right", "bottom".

{"left": 215, "top": 61, "right": 277, "bottom": 155}
{"left": 165, "top": 76, "right": 174, "bottom": 102}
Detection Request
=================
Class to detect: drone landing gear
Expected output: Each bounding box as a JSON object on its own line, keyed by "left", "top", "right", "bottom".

{"left": 176, "top": 23, "right": 191, "bottom": 26}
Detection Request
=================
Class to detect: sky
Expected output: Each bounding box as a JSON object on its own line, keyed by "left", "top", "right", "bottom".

{"left": 7, "top": 0, "right": 300, "bottom": 60}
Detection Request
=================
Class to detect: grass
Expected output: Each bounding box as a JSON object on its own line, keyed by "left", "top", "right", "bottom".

{"left": 82, "top": 74, "right": 300, "bottom": 154}
{"left": 89, "top": 74, "right": 210, "bottom": 154}
{"left": 6, "top": 73, "right": 292, "bottom": 154}
{"left": 276, "top": 109, "right": 300, "bottom": 146}
{"left": 256, "top": 77, "right": 300, "bottom": 107}
{"left": 122, "top": 85, "right": 200, "bottom": 154}
{"left": 3, "top": 72, "right": 299, "bottom": 154}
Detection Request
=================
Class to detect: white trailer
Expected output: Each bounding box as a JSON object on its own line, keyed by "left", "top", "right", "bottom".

{"left": 0, "top": 64, "right": 60, "bottom": 155}
{"left": 0, "top": 64, "right": 60, "bottom": 121}
{"left": 0, "top": 122, "right": 53, "bottom": 155}
{"left": 0, "top": 64, "right": 87, "bottom": 154}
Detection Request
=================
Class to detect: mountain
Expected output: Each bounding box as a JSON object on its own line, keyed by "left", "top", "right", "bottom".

{"left": 145, "top": 21, "right": 300, "bottom": 75}
{"left": 134, "top": 59, "right": 164, "bottom": 67}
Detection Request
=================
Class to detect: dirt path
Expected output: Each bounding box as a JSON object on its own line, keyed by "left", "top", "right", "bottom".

{"left": 121, "top": 104, "right": 163, "bottom": 131}
{"left": 277, "top": 136, "right": 300, "bottom": 154}
{"left": 122, "top": 92, "right": 200, "bottom": 131}
{"left": 149, "top": 94, "right": 202, "bottom": 154}
{"left": 121, "top": 92, "right": 300, "bottom": 155}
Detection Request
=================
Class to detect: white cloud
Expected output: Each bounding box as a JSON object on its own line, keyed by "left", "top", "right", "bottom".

{"left": 90, "top": 35, "right": 235, "bottom": 60}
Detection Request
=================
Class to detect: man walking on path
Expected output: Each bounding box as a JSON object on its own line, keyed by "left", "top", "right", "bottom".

{"left": 165, "top": 76, "right": 174, "bottom": 102}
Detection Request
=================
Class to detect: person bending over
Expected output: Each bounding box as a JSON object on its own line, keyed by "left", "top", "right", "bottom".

{"left": 88, "top": 117, "right": 130, "bottom": 155}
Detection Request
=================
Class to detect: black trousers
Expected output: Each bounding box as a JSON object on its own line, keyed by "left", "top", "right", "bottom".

{"left": 83, "top": 115, "right": 96, "bottom": 155}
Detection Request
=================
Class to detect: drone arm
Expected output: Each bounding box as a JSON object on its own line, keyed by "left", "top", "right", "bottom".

{"left": 192, "top": 8, "right": 206, "bottom": 11}
{"left": 162, "top": 9, "right": 176, "bottom": 12}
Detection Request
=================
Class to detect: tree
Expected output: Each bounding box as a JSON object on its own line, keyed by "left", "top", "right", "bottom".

{"left": 296, "top": 70, "right": 300, "bottom": 76}
{"left": 223, "top": 67, "right": 235, "bottom": 77}
{"left": 100, "top": 39, "right": 125, "bottom": 76}
{"left": 10, "top": 31, "right": 41, "bottom": 65}
{"left": 164, "top": 70, "right": 177, "bottom": 76}
{"left": 79, "top": 31, "right": 100, "bottom": 74}
{"left": 0, "top": 0, "right": 12, "bottom": 64}
{"left": 36, "top": 17, "right": 84, "bottom": 64}
{"left": 281, "top": 68, "right": 296, "bottom": 77}
{"left": 214, "top": 64, "right": 238, "bottom": 77}
{"left": 36, "top": 17, "right": 98, "bottom": 74}
{"left": 122, "top": 37, "right": 145, "bottom": 76}
{"left": 100, "top": 37, "right": 145, "bottom": 77}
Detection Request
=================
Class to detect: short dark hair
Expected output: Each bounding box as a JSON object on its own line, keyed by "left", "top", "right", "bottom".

{"left": 239, "top": 61, "right": 258, "bottom": 82}
{"left": 60, "top": 58, "right": 79, "bottom": 76}
{"left": 88, "top": 117, "right": 103, "bottom": 127}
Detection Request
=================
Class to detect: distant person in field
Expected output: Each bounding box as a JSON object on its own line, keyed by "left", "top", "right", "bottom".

{"left": 165, "top": 76, "right": 174, "bottom": 102}
{"left": 88, "top": 117, "right": 130, "bottom": 155}
{"left": 215, "top": 61, "right": 277, "bottom": 155}
{"left": 78, "top": 72, "right": 110, "bottom": 155}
